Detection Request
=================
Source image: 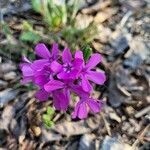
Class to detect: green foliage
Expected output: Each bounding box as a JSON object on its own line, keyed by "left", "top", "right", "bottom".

{"left": 22, "top": 21, "right": 33, "bottom": 31}
{"left": 66, "top": 0, "right": 80, "bottom": 26}
{"left": 61, "top": 23, "right": 97, "bottom": 50}
{"left": 82, "top": 45, "right": 92, "bottom": 61}
{"left": 30, "top": 0, "right": 97, "bottom": 50}
{"left": 47, "top": 106, "right": 55, "bottom": 115}
{"left": 42, "top": 106, "right": 55, "bottom": 128}
{"left": 31, "top": 0, "right": 41, "bottom": 13}
{"left": 20, "top": 31, "right": 41, "bottom": 43}
{"left": 31, "top": 0, "right": 67, "bottom": 29}
{"left": 2, "top": 23, "right": 12, "bottom": 35}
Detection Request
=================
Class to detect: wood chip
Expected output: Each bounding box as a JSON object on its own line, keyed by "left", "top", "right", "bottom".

{"left": 135, "top": 106, "right": 150, "bottom": 118}
{"left": 94, "top": 8, "right": 118, "bottom": 23}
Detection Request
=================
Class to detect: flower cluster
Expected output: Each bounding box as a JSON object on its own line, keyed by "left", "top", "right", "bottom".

{"left": 20, "top": 43, "right": 106, "bottom": 119}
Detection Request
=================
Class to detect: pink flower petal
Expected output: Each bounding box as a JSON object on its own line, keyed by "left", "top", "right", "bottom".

{"left": 62, "top": 48, "right": 72, "bottom": 63}
{"left": 75, "top": 50, "right": 84, "bottom": 60}
{"left": 34, "top": 75, "right": 48, "bottom": 87}
{"left": 35, "top": 43, "right": 51, "bottom": 59}
{"left": 78, "top": 102, "right": 88, "bottom": 119}
{"left": 57, "top": 72, "right": 70, "bottom": 79}
{"left": 87, "top": 99, "right": 100, "bottom": 113}
{"left": 81, "top": 75, "right": 93, "bottom": 92}
{"left": 51, "top": 43, "right": 59, "bottom": 60}
{"left": 72, "top": 58, "right": 83, "bottom": 69}
{"left": 87, "top": 71, "right": 106, "bottom": 85}
{"left": 22, "top": 56, "right": 31, "bottom": 63}
{"left": 22, "top": 64, "right": 33, "bottom": 77}
{"left": 70, "top": 84, "right": 89, "bottom": 98}
{"left": 31, "top": 59, "right": 49, "bottom": 71}
{"left": 72, "top": 100, "right": 81, "bottom": 119}
{"left": 21, "top": 76, "right": 33, "bottom": 84}
{"left": 85, "top": 53, "right": 102, "bottom": 69}
{"left": 44, "top": 80, "right": 64, "bottom": 92}
{"left": 50, "top": 61, "right": 62, "bottom": 73}
{"left": 52, "top": 89, "right": 70, "bottom": 111}
{"left": 35, "top": 89, "right": 49, "bottom": 101}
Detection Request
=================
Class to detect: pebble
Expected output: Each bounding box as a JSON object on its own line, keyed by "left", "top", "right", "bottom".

{"left": 31, "top": 126, "right": 41, "bottom": 137}
{"left": 75, "top": 14, "right": 93, "bottom": 29}
{"left": 100, "top": 136, "right": 132, "bottom": 150}
{"left": 79, "top": 134, "right": 95, "bottom": 150}
{"left": 0, "top": 88, "right": 19, "bottom": 107}
{"left": 94, "top": 8, "right": 118, "bottom": 23}
{"left": 109, "top": 112, "right": 121, "bottom": 123}
{"left": 125, "top": 106, "right": 135, "bottom": 115}
{"left": 4, "top": 71, "right": 17, "bottom": 80}
{"left": 110, "top": 33, "right": 129, "bottom": 56}
{"left": 124, "top": 37, "right": 150, "bottom": 69}
{"left": 0, "top": 105, "right": 16, "bottom": 130}
{"left": 41, "top": 127, "right": 62, "bottom": 142}
{"left": 0, "top": 80, "right": 8, "bottom": 90}
{"left": 0, "top": 62, "right": 16, "bottom": 73}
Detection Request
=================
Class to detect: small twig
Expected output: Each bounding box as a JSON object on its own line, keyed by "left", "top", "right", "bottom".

{"left": 132, "top": 125, "right": 150, "bottom": 149}
{"left": 135, "top": 106, "right": 150, "bottom": 118}
{"left": 117, "top": 84, "right": 131, "bottom": 97}
{"left": 119, "top": 11, "right": 133, "bottom": 28}
{"left": 82, "top": 0, "right": 111, "bottom": 14}
{"left": 142, "top": 137, "right": 150, "bottom": 142}
{"left": 100, "top": 112, "right": 111, "bottom": 136}
{"left": 53, "top": 113, "right": 63, "bottom": 122}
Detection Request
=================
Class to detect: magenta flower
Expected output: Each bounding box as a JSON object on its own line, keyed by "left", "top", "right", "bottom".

{"left": 20, "top": 43, "right": 106, "bottom": 119}
{"left": 44, "top": 80, "right": 85, "bottom": 111}
{"left": 44, "top": 80, "right": 71, "bottom": 110}
{"left": 52, "top": 89, "right": 70, "bottom": 111}
{"left": 20, "top": 43, "right": 59, "bottom": 101}
{"left": 75, "top": 51, "right": 106, "bottom": 92}
{"left": 33, "top": 65, "right": 53, "bottom": 87}
{"left": 72, "top": 96, "right": 102, "bottom": 119}
{"left": 31, "top": 43, "right": 59, "bottom": 71}
{"left": 50, "top": 48, "right": 83, "bottom": 80}
{"left": 19, "top": 56, "right": 34, "bottom": 84}
{"left": 35, "top": 42, "right": 59, "bottom": 61}
{"left": 35, "top": 88, "right": 49, "bottom": 101}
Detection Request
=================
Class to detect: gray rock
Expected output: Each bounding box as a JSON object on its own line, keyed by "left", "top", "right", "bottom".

{"left": 111, "top": 34, "right": 129, "bottom": 57}
{"left": 100, "top": 136, "right": 132, "bottom": 150}
{"left": 52, "top": 120, "right": 91, "bottom": 136}
{"left": 124, "top": 53, "right": 142, "bottom": 69}
{"left": 0, "top": 105, "right": 16, "bottom": 130}
{"left": 75, "top": 14, "right": 93, "bottom": 29}
{"left": 41, "top": 127, "right": 62, "bottom": 142}
{"left": 0, "top": 88, "right": 19, "bottom": 107}
{"left": 139, "top": 142, "right": 150, "bottom": 150}
{"left": 0, "top": 129, "right": 8, "bottom": 145}
{"left": 0, "top": 80, "right": 8, "bottom": 90}
{"left": 124, "top": 37, "right": 150, "bottom": 69}
{"left": 67, "top": 141, "right": 78, "bottom": 150}
{"left": 4, "top": 71, "right": 17, "bottom": 80}
{"left": 0, "top": 62, "right": 16, "bottom": 73}
{"left": 78, "top": 134, "right": 95, "bottom": 150}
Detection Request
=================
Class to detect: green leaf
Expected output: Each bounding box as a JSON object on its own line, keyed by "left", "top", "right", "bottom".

{"left": 47, "top": 106, "right": 55, "bottom": 115}
{"left": 2, "top": 23, "right": 11, "bottom": 35}
{"left": 26, "top": 83, "right": 35, "bottom": 91}
{"left": 20, "top": 31, "right": 41, "bottom": 43}
{"left": 31, "top": 0, "right": 42, "bottom": 13}
{"left": 43, "top": 114, "right": 50, "bottom": 122}
{"left": 43, "top": 112, "right": 55, "bottom": 128}
{"left": 47, "top": 121, "right": 54, "bottom": 127}
{"left": 44, "top": 120, "right": 54, "bottom": 128}
{"left": 52, "top": 16, "right": 61, "bottom": 27}
{"left": 82, "top": 45, "right": 92, "bottom": 61}
{"left": 22, "top": 21, "right": 33, "bottom": 31}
